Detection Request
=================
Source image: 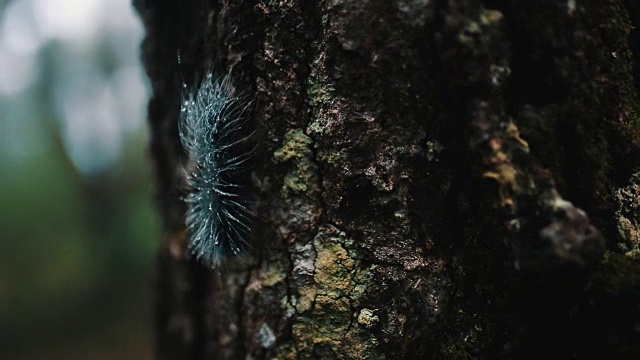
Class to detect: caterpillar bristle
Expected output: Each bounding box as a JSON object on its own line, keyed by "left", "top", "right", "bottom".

{"left": 179, "top": 72, "right": 254, "bottom": 268}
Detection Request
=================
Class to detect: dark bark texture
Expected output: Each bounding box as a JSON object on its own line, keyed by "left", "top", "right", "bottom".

{"left": 134, "top": 0, "right": 640, "bottom": 358}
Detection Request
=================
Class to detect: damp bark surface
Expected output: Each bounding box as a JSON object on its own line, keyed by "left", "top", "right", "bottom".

{"left": 134, "top": 1, "right": 640, "bottom": 359}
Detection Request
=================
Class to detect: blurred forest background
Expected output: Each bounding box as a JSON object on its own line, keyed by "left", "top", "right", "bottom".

{"left": 0, "top": 0, "right": 156, "bottom": 358}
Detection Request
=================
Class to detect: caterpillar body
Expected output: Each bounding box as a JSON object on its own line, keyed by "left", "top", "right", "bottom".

{"left": 179, "top": 72, "right": 254, "bottom": 268}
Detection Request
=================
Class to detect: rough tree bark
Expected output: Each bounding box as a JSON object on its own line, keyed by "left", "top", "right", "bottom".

{"left": 134, "top": 0, "right": 640, "bottom": 359}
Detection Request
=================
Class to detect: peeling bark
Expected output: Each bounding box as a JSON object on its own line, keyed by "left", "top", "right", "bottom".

{"left": 135, "top": 0, "right": 640, "bottom": 358}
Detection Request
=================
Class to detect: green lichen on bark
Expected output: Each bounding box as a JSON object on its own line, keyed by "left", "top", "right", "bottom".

{"left": 286, "top": 225, "right": 382, "bottom": 360}
{"left": 261, "top": 263, "right": 288, "bottom": 287}
{"left": 306, "top": 77, "right": 335, "bottom": 109}
{"left": 273, "top": 128, "right": 318, "bottom": 194}
{"left": 614, "top": 172, "right": 640, "bottom": 258}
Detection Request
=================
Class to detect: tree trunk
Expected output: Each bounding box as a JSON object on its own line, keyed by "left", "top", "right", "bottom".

{"left": 134, "top": 0, "right": 640, "bottom": 358}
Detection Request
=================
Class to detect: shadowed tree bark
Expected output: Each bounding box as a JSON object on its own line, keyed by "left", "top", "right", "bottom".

{"left": 134, "top": 0, "right": 640, "bottom": 358}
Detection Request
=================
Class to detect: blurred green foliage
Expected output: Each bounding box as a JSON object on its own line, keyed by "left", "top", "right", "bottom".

{"left": 1, "top": 129, "right": 158, "bottom": 359}
{"left": 0, "top": 0, "right": 157, "bottom": 358}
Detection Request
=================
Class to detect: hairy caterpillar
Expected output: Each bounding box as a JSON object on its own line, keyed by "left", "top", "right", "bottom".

{"left": 179, "top": 70, "right": 254, "bottom": 268}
